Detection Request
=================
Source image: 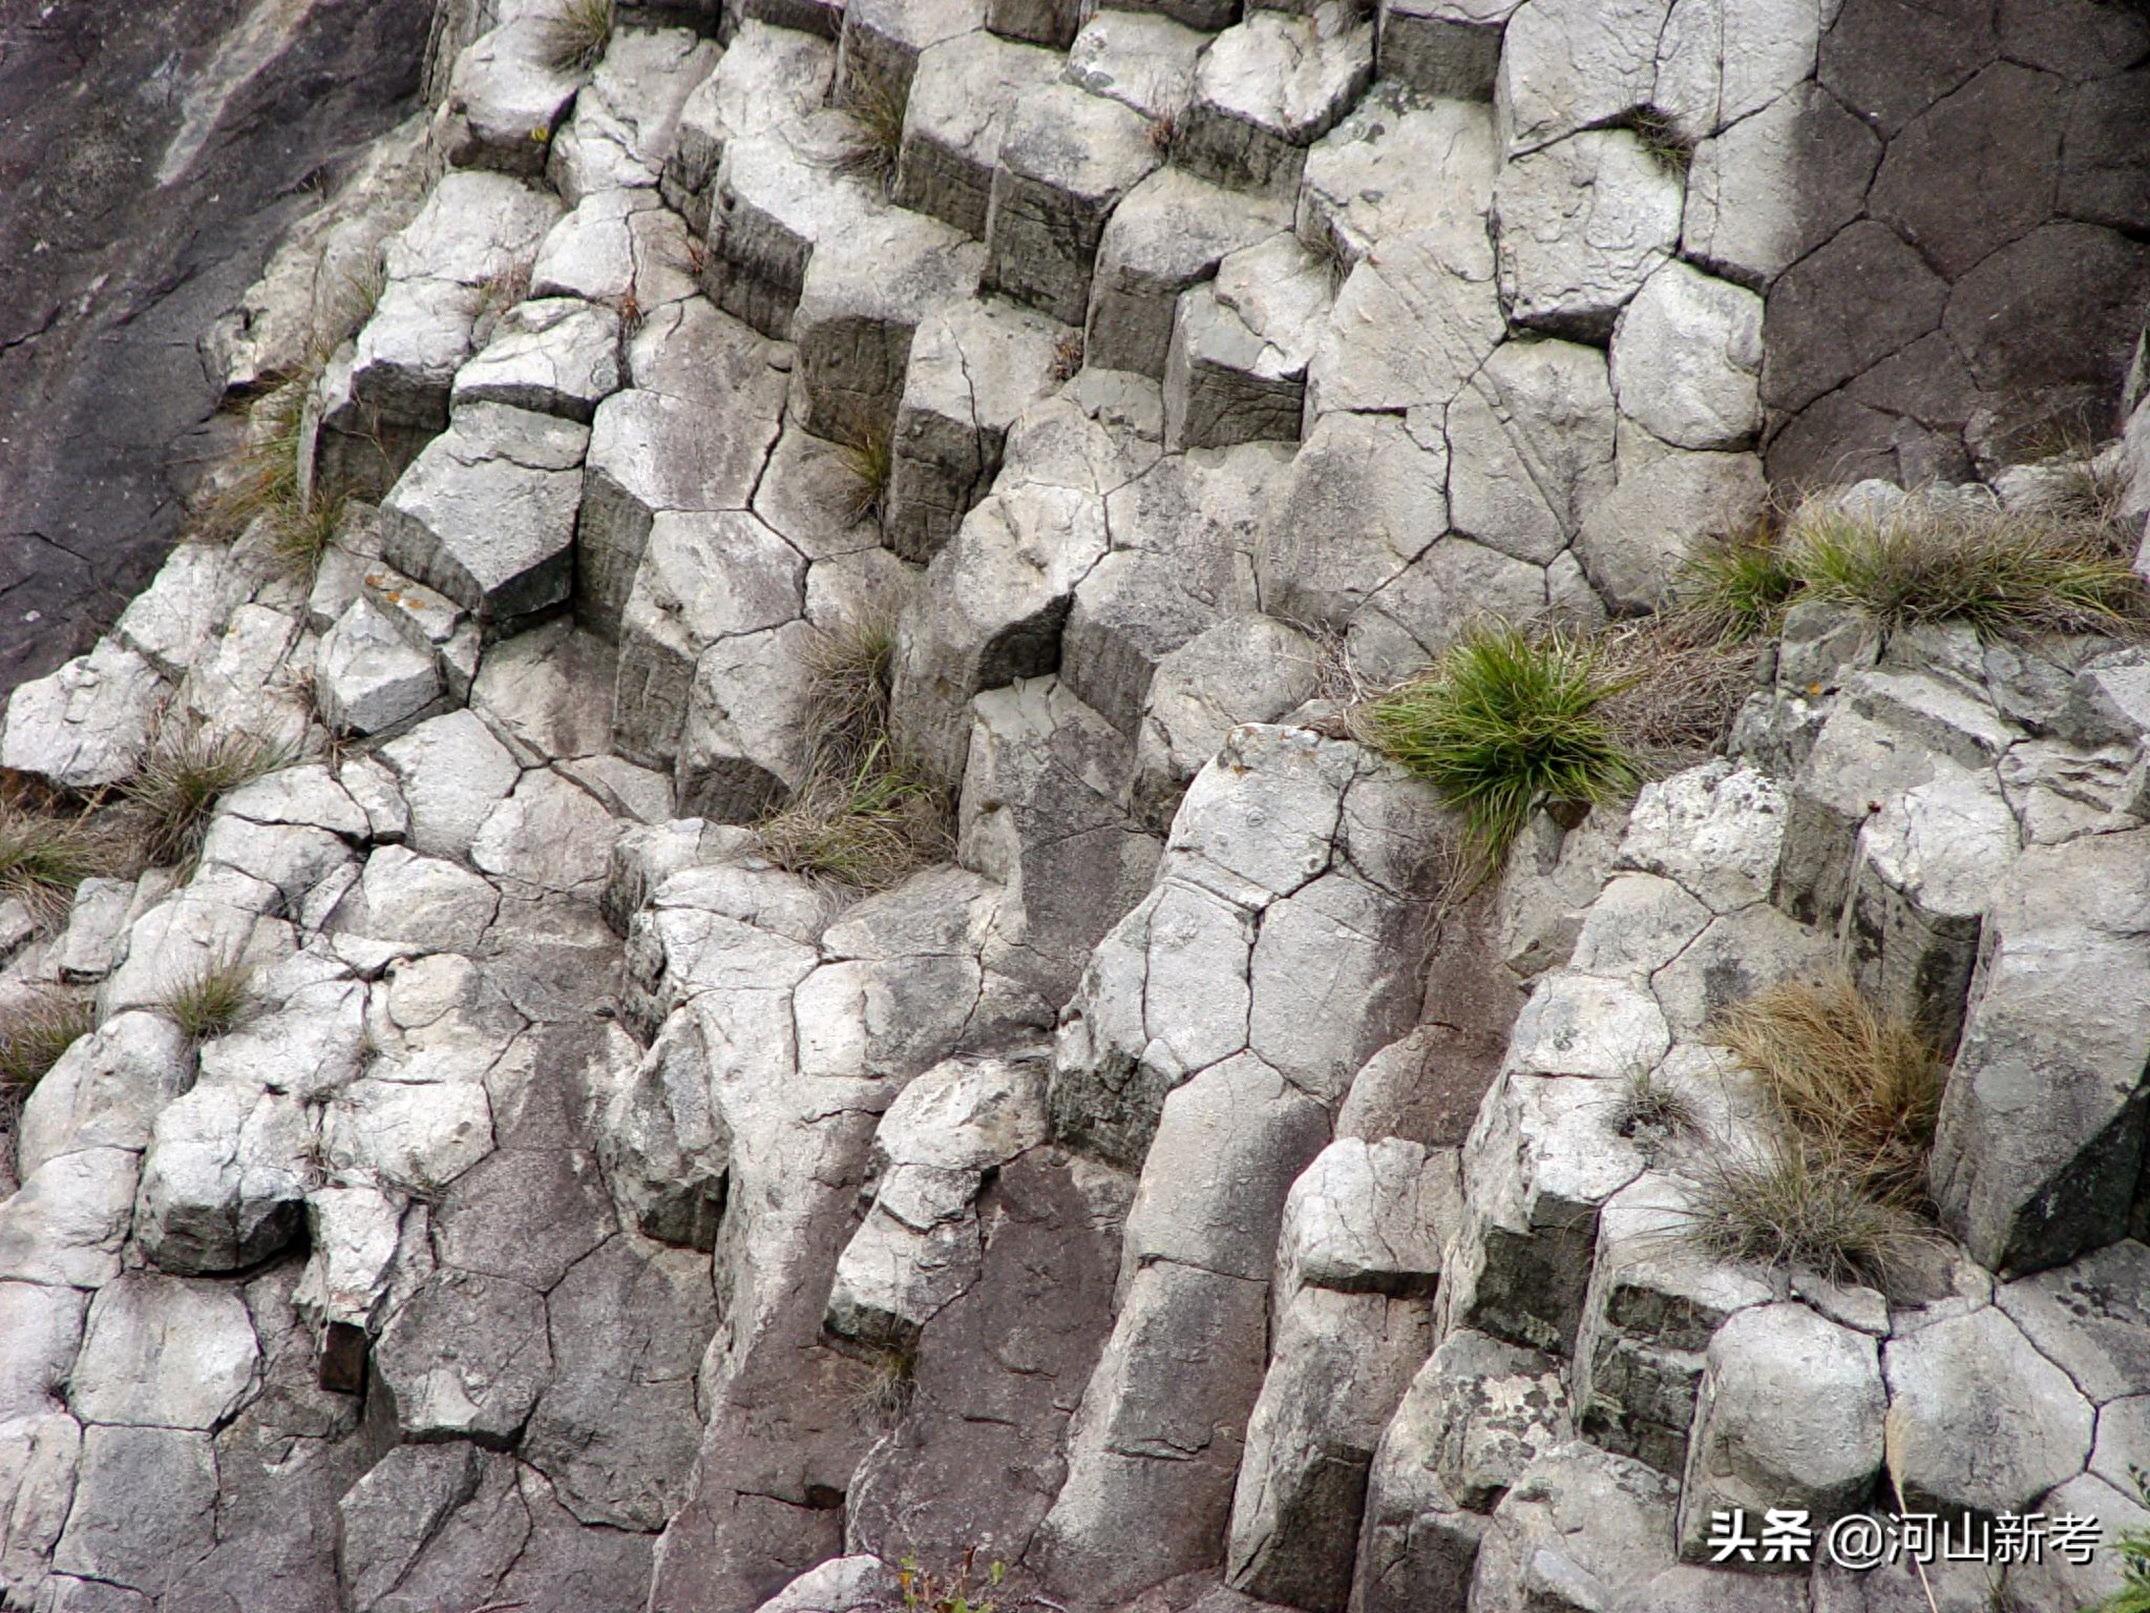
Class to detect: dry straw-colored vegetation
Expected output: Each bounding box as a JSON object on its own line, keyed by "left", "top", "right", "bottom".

{"left": 542, "top": 0, "right": 614, "bottom": 74}
{"left": 1678, "top": 976, "right": 1945, "bottom": 1288}
{"left": 834, "top": 78, "right": 907, "bottom": 193}
{"left": 835, "top": 423, "right": 896, "bottom": 527}
{"left": 191, "top": 370, "right": 345, "bottom": 578}
{"left": 123, "top": 722, "right": 294, "bottom": 869}
{"left": 0, "top": 807, "right": 128, "bottom": 925}
{"left": 0, "top": 991, "right": 97, "bottom": 1090}
{"left": 755, "top": 611, "right": 953, "bottom": 891}
{"left": 157, "top": 956, "right": 256, "bottom": 1044}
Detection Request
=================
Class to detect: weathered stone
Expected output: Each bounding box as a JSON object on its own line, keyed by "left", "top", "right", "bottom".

{"left": 1305, "top": 227, "right": 1504, "bottom": 418}
{"left": 440, "top": 19, "right": 583, "bottom": 177}
{"left": 893, "top": 32, "right": 1063, "bottom": 239}
{"left": 49, "top": 1426, "right": 217, "bottom": 1596}
{"left": 1653, "top": 0, "right": 1823, "bottom": 136}
{"left": 1567, "top": 873, "right": 1711, "bottom": 983}
{"left": 546, "top": 27, "right": 721, "bottom": 206}
{"left": 472, "top": 769, "right": 624, "bottom": 899}
{"left": 0, "top": 1282, "right": 85, "bottom": 1419}
{"left": 1163, "top": 234, "right": 1333, "bottom": 451}
{"left": 1492, "top": 130, "right": 1684, "bottom": 342}
{"left": 835, "top": 0, "right": 984, "bottom": 113}
{"left": 1254, "top": 411, "right": 1447, "bottom": 631}
{"left": 451, "top": 296, "right": 623, "bottom": 423}
{"left": 1682, "top": 82, "right": 1881, "bottom": 292}
{"left": 665, "top": 24, "right": 836, "bottom": 231}
{"left": 1130, "top": 616, "right": 1322, "bottom": 832}
{"left": 1882, "top": 1305, "right": 2094, "bottom": 1516}
{"left": 1930, "top": 829, "right": 2150, "bottom": 1275}
{"left": 1574, "top": 422, "right": 1767, "bottom": 612}
{"left": 379, "top": 708, "right": 523, "bottom": 861}
{"left": 1227, "top": 1284, "right": 1432, "bottom": 1612}
{"left": 1761, "top": 220, "right": 1951, "bottom": 416}
{"left": 294, "top": 1183, "right": 404, "bottom": 1333}
{"left": 1066, "top": 11, "right": 1202, "bottom": 123}
{"left": 1467, "top": 1440, "right": 1677, "bottom": 1613}
{"left": 750, "top": 1556, "right": 895, "bottom": 1613}
{"left": 1610, "top": 261, "right": 1764, "bottom": 450}
{"left": 1674, "top": 1303, "right": 1884, "bottom": 1563}
{"left": 135, "top": 1081, "right": 312, "bottom": 1276}
{"left": 1495, "top": 0, "right": 1666, "bottom": 154}
{"left": 1376, "top": 0, "right": 1516, "bottom": 100}
{"left": 1176, "top": 7, "right": 1374, "bottom": 195}
{"left": 1994, "top": 1238, "right": 2150, "bottom": 1406}
{"left": 531, "top": 190, "right": 681, "bottom": 310}
{"left": 1445, "top": 344, "right": 1614, "bottom": 568}
{"left": 1612, "top": 761, "right": 1785, "bottom": 914}
{"left": 795, "top": 204, "right": 985, "bottom": 443}
{"left": 67, "top": 1274, "right": 260, "bottom": 1430}
{"left": 1, "top": 641, "right": 166, "bottom": 790}
{"left": 1275, "top": 1138, "right": 1456, "bottom": 1302}
{"left": 336, "top": 844, "right": 501, "bottom": 957}
{"left": 1343, "top": 535, "right": 1552, "bottom": 686}
{"left": 2004, "top": 1470, "right": 2150, "bottom": 1613}
{"left": 0, "top": 1151, "right": 139, "bottom": 1289}
{"left": 984, "top": 83, "right": 1161, "bottom": 324}
{"left": 470, "top": 617, "right": 616, "bottom": 765}
{"left": 576, "top": 301, "right": 789, "bottom": 638}
{"left": 112, "top": 543, "right": 233, "bottom": 681}
{"left": 1651, "top": 901, "right": 1833, "bottom": 1037}
{"left": 709, "top": 118, "right": 884, "bottom": 340}
{"left": 958, "top": 677, "right": 1162, "bottom": 1002}
{"left": 315, "top": 598, "right": 444, "bottom": 737}
{"left": 1352, "top": 1329, "right": 1569, "bottom": 1613}
{"left": 885, "top": 297, "right": 1067, "bottom": 562}
{"left": 375, "top": 1267, "right": 552, "bottom": 1441}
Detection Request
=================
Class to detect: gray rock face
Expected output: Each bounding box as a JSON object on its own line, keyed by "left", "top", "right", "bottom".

{"left": 451, "top": 296, "right": 625, "bottom": 422}
{"left": 135, "top": 1083, "right": 313, "bottom": 1276}
{"left": 1130, "top": 616, "right": 1322, "bottom": 832}
{"left": 66, "top": 1274, "right": 260, "bottom": 1431}
{"left": 440, "top": 19, "right": 584, "bottom": 177}
{"left": 380, "top": 402, "right": 591, "bottom": 629}
{"left": 316, "top": 597, "right": 446, "bottom": 736}
{"left": 1, "top": 641, "right": 167, "bottom": 790}
{"left": 17, "top": 1013, "right": 188, "bottom": 1178}
{"left": 1929, "top": 828, "right": 2150, "bottom": 1275}
{"left": 1882, "top": 1305, "right": 2094, "bottom": 1517}
{"left": 547, "top": 27, "right": 721, "bottom": 207}
{"left": 1377, "top": 0, "right": 1516, "bottom": 100}
{"left": 984, "top": 83, "right": 1161, "bottom": 325}
{"left": 895, "top": 32, "right": 1064, "bottom": 239}
{"left": 1996, "top": 1239, "right": 2150, "bottom": 1407}
{"left": 1609, "top": 261, "right": 1764, "bottom": 451}
{"left": 1176, "top": 7, "right": 1375, "bottom": 195}
{"left": 50, "top": 1425, "right": 218, "bottom": 1596}
{"left": 1353, "top": 1329, "right": 1570, "bottom": 1613}
{"left": 1492, "top": 130, "right": 1683, "bottom": 341}
{"left": 708, "top": 118, "right": 883, "bottom": 339}
{"left": 1574, "top": 422, "right": 1766, "bottom": 613}
{"left": 1467, "top": 1440, "right": 1679, "bottom": 1613}
{"left": 663, "top": 23, "right": 836, "bottom": 232}
{"left": 1163, "top": 235, "right": 1333, "bottom": 451}
{"left": 1674, "top": 1303, "right": 1884, "bottom": 1563}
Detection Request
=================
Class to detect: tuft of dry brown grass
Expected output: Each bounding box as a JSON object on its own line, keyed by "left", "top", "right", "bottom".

{"left": 755, "top": 611, "right": 952, "bottom": 892}
{"left": 0, "top": 991, "right": 96, "bottom": 1089}
{"left": 833, "top": 77, "right": 907, "bottom": 193}
{"left": 1591, "top": 617, "right": 1763, "bottom": 776}
{"left": 1713, "top": 976, "right": 1945, "bottom": 1206}
{"left": 1680, "top": 1136, "right": 1934, "bottom": 1290}
{"left": 157, "top": 956, "right": 256, "bottom": 1044}
{"left": 0, "top": 808, "right": 128, "bottom": 925}
{"left": 542, "top": 0, "right": 614, "bottom": 74}
{"left": 835, "top": 424, "right": 895, "bottom": 527}
{"left": 123, "top": 723, "right": 295, "bottom": 870}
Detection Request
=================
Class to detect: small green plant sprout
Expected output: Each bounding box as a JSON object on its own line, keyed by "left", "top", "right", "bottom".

{"left": 542, "top": 0, "right": 614, "bottom": 74}
{"left": 897, "top": 1549, "right": 1008, "bottom": 1613}
{"left": 124, "top": 721, "right": 294, "bottom": 870}
{"left": 1360, "top": 622, "right": 1641, "bottom": 870}
{"left": 0, "top": 991, "right": 97, "bottom": 1089}
{"left": 157, "top": 955, "right": 256, "bottom": 1044}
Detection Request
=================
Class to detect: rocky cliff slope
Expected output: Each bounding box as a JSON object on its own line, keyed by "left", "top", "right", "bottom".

{"left": 1, "top": 0, "right": 2148, "bottom": 1610}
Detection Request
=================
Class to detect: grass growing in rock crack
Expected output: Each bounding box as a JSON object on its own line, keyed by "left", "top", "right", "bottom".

{"left": 0, "top": 991, "right": 96, "bottom": 1089}
{"left": 195, "top": 376, "right": 309, "bottom": 546}
{"left": 835, "top": 424, "right": 895, "bottom": 527}
{"left": 124, "top": 723, "right": 294, "bottom": 870}
{"left": 542, "top": 0, "right": 614, "bottom": 73}
{"left": 1715, "top": 976, "right": 1945, "bottom": 1205}
{"left": 1627, "top": 106, "right": 1696, "bottom": 174}
{"left": 2091, "top": 1482, "right": 2150, "bottom": 1613}
{"left": 1360, "top": 623, "right": 1642, "bottom": 869}
{"left": 834, "top": 79, "right": 907, "bottom": 193}
{"left": 157, "top": 957, "right": 256, "bottom": 1044}
{"left": 1677, "top": 976, "right": 1946, "bottom": 1288}
{"left": 0, "top": 808, "right": 125, "bottom": 924}
{"left": 894, "top": 1549, "right": 1008, "bottom": 1613}
{"left": 755, "top": 611, "right": 954, "bottom": 891}
{"left": 1606, "top": 1066, "right": 1699, "bottom": 1147}
{"left": 1683, "top": 497, "right": 2148, "bottom": 641}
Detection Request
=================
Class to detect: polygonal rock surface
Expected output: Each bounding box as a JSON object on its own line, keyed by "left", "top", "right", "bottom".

{"left": 893, "top": 32, "right": 1063, "bottom": 239}
{"left": 546, "top": 27, "right": 721, "bottom": 206}
{"left": 1130, "top": 615, "right": 1321, "bottom": 831}
{"left": 1177, "top": 6, "right": 1375, "bottom": 194}
{"left": 710, "top": 119, "right": 884, "bottom": 340}
{"left": 1995, "top": 1240, "right": 2150, "bottom": 1406}
{"left": 440, "top": 19, "right": 584, "bottom": 177}
{"left": 1275, "top": 1137, "right": 1458, "bottom": 1302}
{"left": 1495, "top": 0, "right": 1665, "bottom": 155}
{"left": 134, "top": 1080, "right": 312, "bottom": 1276}
{"left": 984, "top": 83, "right": 1161, "bottom": 324}
{"left": 1377, "top": 0, "right": 1516, "bottom": 100}
{"left": 1467, "top": 1440, "right": 1678, "bottom": 1613}
{"left": 16, "top": 1013, "right": 188, "bottom": 1177}
{"left": 1, "top": 641, "right": 166, "bottom": 790}
{"left": 315, "top": 597, "right": 444, "bottom": 737}
{"left": 49, "top": 1425, "right": 218, "bottom": 1596}
{"left": 66, "top": 1274, "right": 260, "bottom": 1430}
{"left": 1163, "top": 234, "right": 1333, "bottom": 451}
{"left": 1492, "top": 129, "right": 1683, "bottom": 341}
{"left": 380, "top": 402, "right": 590, "bottom": 628}
{"left": 1574, "top": 423, "right": 1767, "bottom": 612}
{"left": 1885, "top": 1305, "right": 2094, "bottom": 1518}
{"left": 451, "top": 296, "right": 624, "bottom": 422}
{"left": 1610, "top": 261, "right": 1764, "bottom": 451}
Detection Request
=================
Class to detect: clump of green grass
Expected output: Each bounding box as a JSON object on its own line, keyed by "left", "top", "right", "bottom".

{"left": 755, "top": 612, "right": 952, "bottom": 891}
{"left": 1681, "top": 1135, "right": 1931, "bottom": 1290}
{"left": 157, "top": 956, "right": 256, "bottom": 1044}
{"left": 1716, "top": 976, "right": 1945, "bottom": 1205}
{"left": 2092, "top": 1473, "right": 2150, "bottom": 1613}
{"left": 834, "top": 77, "right": 907, "bottom": 194}
{"left": 0, "top": 991, "right": 96, "bottom": 1089}
{"left": 542, "top": 0, "right": 614, "bottom": 74}
{"left": 835, "top": 423, "right": 895, "bottom": 527}
{"left": 123, "top": 724, "right": 294, "bottom": 870}
{"left": 1628, "top": 106, "right": 1696, "bottom": 174}
{"left": 1676, "top": 521, "right": 1803, "bottom": 641}
{"left": 1360, "top": 624, "right": 1642, "bottom": 867}
{"left": 0, "top": 809, "right": 124, "bottom": 924}
{"left": 195, "top": 377, "right": 309, "bottom": 546}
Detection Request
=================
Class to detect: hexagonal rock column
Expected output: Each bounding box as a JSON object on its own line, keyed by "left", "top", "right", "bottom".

{"left": 450, "top": 296, "right": 625, "bottom": 423}
{"left": 379, "top": 402, "right": 591, "bottom": 634}
{"left": 1376, "top": 0, "right": 1516, "bottom": 100}
{"left": 1162, "top": 234, "right": 1334, "bottom": 450}
{"left": 663, "top": 23, "right": 837, "bottom": 235}
{"left": 835, "top": 0, "right": 986, "bottom": 113}
{"left": 794, "top": 205, "right": 986, "bottom": 444}
{"left": 1490, "top": 128, "right": 1683, "bottom": 342}
{"left": 1352, "top": 1329, "right": 1572, "bottom": 1613}
{"left": 884, "top": 298, "right": 1068, "bottom": 562}
{"left": 894, "top": 33, "right": 1063, "bottom": 239}
{"left": 1224, "top": 1139, "right": 1460, "bottom": 1612}
{"left": 986, "top": 0, "right": 1081, "bottom": 49}
{"left": 709, "top": 118, "right": 886, "bottom": 340}
{"left": 1930, "top": 827, "right": 2150, "bottom": 1275}
{"left": 438, "top": 18, "right": 585, "bottom": 177}
{"left": 984, "top": 83, "right": 1161, "bottom": 325}
{"left": 1087, "top": 166, "right": 1290, "bottom": 378}
{"left": 1175, "top": 6, "right": 1374, "bottom": 195}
